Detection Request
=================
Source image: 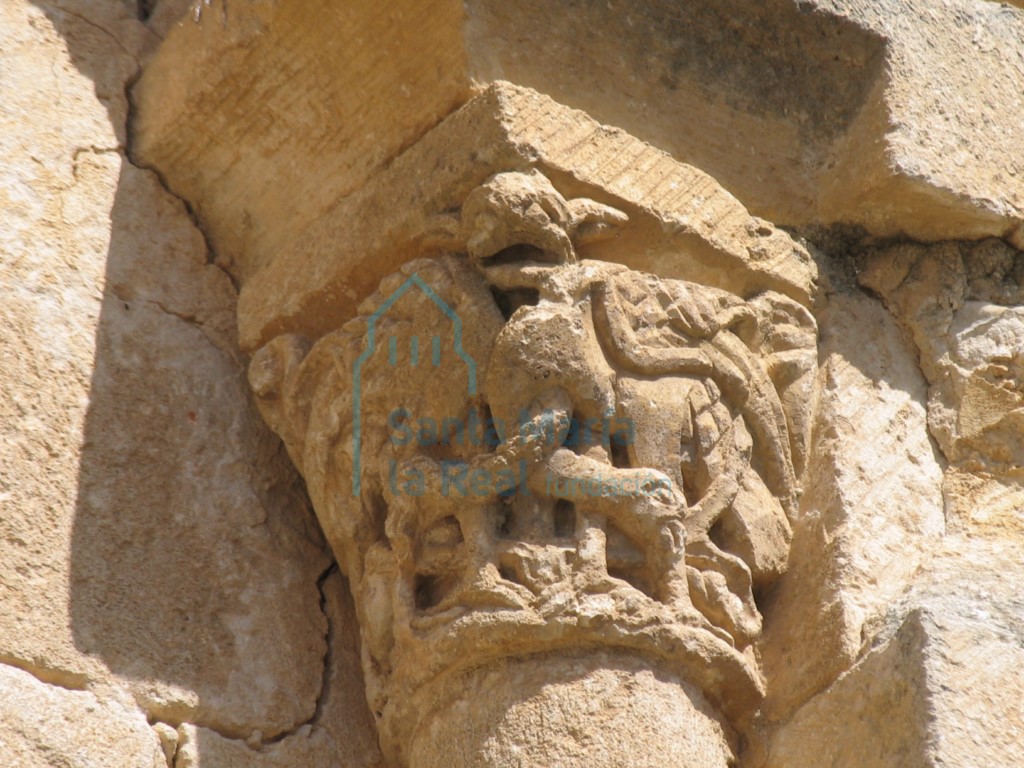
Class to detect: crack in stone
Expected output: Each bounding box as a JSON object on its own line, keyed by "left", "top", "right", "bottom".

{"left": 140, "top": 298, "right": 199, "bottom": 327}
{"left": 263, "top": 561, "right": 339, "bottom": 748}
{"left": 168, "top": 730, "right": 181, "bottom": 768}
{"left": 51, "top": 4, "right": 141, "bottom": 67}
{"left": 124, "top": 67, "right": 232, "bottom": 282}
{"left": 311, "top": 561, "right": 339, "bottom": 727}
{"left": 107, "top": 64, "right": 245, "bottom": 362}
{"left": 107, "top": 284, "right": 240, "bottom": 369}
{"left": 0, "top": 654, "right": 90, "bottom": 692}
{"left": 109, "top": 45, "right": 330, "bottom": 750}
{"left": 148, "top": 720, "right": 181, "bottom": 768}
{"left": 0, "top": 3, "right": 337, "bottom": 756}
{"left": 136, "top": 0, "right": 155, "bottom": 23}
{"left": 148, "top": 560, "right": 336, "bottom": 755}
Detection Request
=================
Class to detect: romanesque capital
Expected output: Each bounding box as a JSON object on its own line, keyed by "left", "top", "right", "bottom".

{"left": 244, "top": 96, "right": 820, "bottom": 765}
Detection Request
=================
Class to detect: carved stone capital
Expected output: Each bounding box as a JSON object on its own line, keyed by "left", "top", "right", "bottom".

{"left": 245, "top": 88, "right": 818, "bottom": 768}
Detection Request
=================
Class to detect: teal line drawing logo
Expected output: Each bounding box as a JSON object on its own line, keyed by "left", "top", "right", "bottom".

{"left": 351, "top": 273, "right": 477, "bottom": 497}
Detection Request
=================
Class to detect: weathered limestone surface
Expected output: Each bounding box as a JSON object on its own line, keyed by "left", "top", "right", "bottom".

{"left": 235, "top": 82, "right": 819, "bottom": 351}
{"left": 134, "top": 0, "right": 1024, "bottom": 283}
{"left": 1, "top": 0, "right": 142, "bottom": 694}
{"left": 465, "top": 0, "right": 1024, "bottom": 242}
{"left": 410, "top": 655, "right": 735, "bottom": 768}
{"left": 768, "top": 538, "right": 1024, "bottom": 767}
{"left": 1, "top": 0, "right": 379, "bottom": 762}
{"left": 175, "top": 573, "right": 383, "bottom": 768}
{"left": 761, "top": 238, "right": 1024, "bottom": 756}
{"left": 132, "top": 0, "right": 472, "bottom": 283}
{"left": 144, "top": 0, "right": 194, "bottom": 39}
{"left": 761, "top": 289, "right": 946, "bottom": 720}
{"left": 5, "top": 0, "right": 1024, "bottom": 766}
{"left": 0, "top": 664, "right": 166, "bottom": 767}
{"left": 861, "top": 239, "right": 1024, "bottom": 534}
{"left": 807, "top": 0, "right": 1024, "bottom": 243}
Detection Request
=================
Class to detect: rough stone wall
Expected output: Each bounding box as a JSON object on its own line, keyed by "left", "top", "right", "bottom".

{"left": 3, "top": 1, "right": 1023, "bottom": 767}
{"left": 0, "top": 1, "right": 380, "bottom": 765}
